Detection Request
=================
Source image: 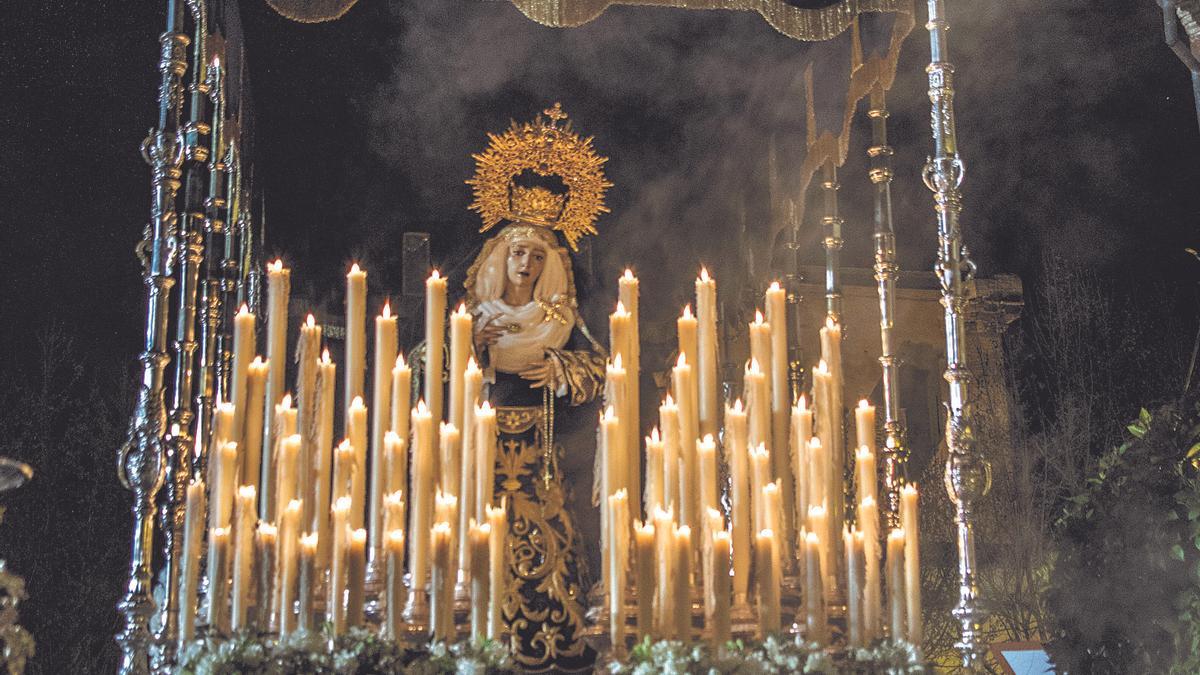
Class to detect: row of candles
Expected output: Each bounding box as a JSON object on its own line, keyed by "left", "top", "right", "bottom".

{"left": 597, "top": 271, "right": 923, "bottom": 649}
{"left": 176, "top": 258, "right": 923, "bottom": 654}
{"left": 177, "top": 262, "right": 517, "bottom": 646}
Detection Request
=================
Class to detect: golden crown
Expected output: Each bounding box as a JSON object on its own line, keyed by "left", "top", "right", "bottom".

{"left": 467, "top": 103, "right": 612, "bottom": 251}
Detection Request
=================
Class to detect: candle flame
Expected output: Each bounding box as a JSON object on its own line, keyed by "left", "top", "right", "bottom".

{"left": 238, "top": 303, "right": 250, "bottom": 316}
{"left": 238, "top": 485, "right": 256, "bottom": 499}
{"left": 858, "top": 398, "right": 871, "bottom": 409}
{"left": 479, "top": 400, "right": 493, "bottom": 413}
{"left": 649, "top": 427, "right": 661, "bottom": 443}
{"left": 889, "top": 528, "right": 906, "bottom": 541}
{"left": 681, "top": 304, "right": 693, "bottom": 320}
{"left": 396, "top": 352, "right": 407, "bottom": 368}
{"left": 477, "top": 522, "right": 491, "bottom": 535}
{"left": 387, "top": 530, "right": 404, "bottom": 545}
{"left": 769, "top": 280, "right": 781, "bottom": 292}
{"left": 430, "top": 269, "right": 441, "bottom": 280}
{"left": 251, "top": 355, "right": 264, "bottom": 367}
{"left": 286, "top": 498, "right": 302, "bottom": 514}
{"left": 384, "top": 491, "right": 404, "bottom": 506}
{"left": 806, "top": 531, "right": 820, "bottom": 544}
{"left": 603, "top": 405, "right": 616, "bottom": 421}
{"left": 301, "top": 532, "right": 319, "bottom": 548}
{"left": 825, "top": 316, "right": 837, "bottom": 330}
{"left": 281, "top": 393, "right": 293, "bottom": 408}
{"left": 416, "top": 399, "right": 428, "bottom": 415}
{"left": 713, "top": 529, "right": 730, "bottom": 543}
{"left": 754, "top": 309, "right": 764, "bottom": 324}
{"left": 485, "top": 503, "right": 506, "bottom": 519}
{"left": 321, "top": 348, "right": 331, "bottom": 363}
{"left": 612, "top": 352, "right": 623, "bottom": 370}
{"left": 663, "top": 393, "right": 675, "bottom": 406}
{"left": 467, "top": 355, "right": 478, "bottom": 370}
{"left": 797, "top": 394, "right": 808, "bottom": 410}
{"left": 764, "top": 481, "right": 778, "bottom": 494}
{"left": 623, "top": 268, "right": 635, "bottom": 280}
{"left": 350, "top": 262, "right": 361, "bottom": 274}
{"left": 747, "top": 357, "right": 761, "bottom": 373}
{"left": 258, "top": 522, "right": 277, "bottom": 536}
{"left": 432, "top": 521, "right": 451, "bottom": 535}
{"left": 614, "top": 300, "right": 627, "bottom": 314}
{"left": 306, "top": 313, "right": 315, "bottom": 328}
{"left": 902, "top": 483, "right": 919, "bottom": 497}
{"left": 382, "top": 301, "right": 392, "bottom": 319}
{"left": 856, "top": 445, "right": 873, "bottom": 459}
{"left": 758, "top": 528, "right": 774, "bottom": 539}
{"left": 676, "top": 352, "right": 688, "bottom": 368}
{"left": 351, "top": 395, "right": 365, "bottom": 409}
{"left": 862, "top": 495, "right": 877, "bottom": 508}
{"left": 269, "top": 259, "right": 283, "bottom": 272}
{"left": 808, "top": 504, "right": 826, "bottom": 518}
{"left": 636, "top": 521, "right": 655, "bottom": 535}
{"left": 212, "top": 55, "right": 220, "bottom": 68}
{"left": 702, "top": 433, "right": 715, "bottom": 445}
{"left": 732, "top": 398, "right": 743, "bottom": 413}
{"left": 816, "top": 359, "right": 828, "bottom": 374}
{"left": 809, "top": 437, "right": 822, "bottom": 449}
{"left": 676, "top": 524, "right": 691, "bottom": 537}
{"left": 699, "top": 266, "right": 711, "bottom": 282}
{"left": 351, "top": 528, "right": 367, "bottom": 544}
{"left": 214, "top": 526, "right": 230, "bottom": 538}
{"left": 454, "top": 302, "right": 467, "bottom": 316}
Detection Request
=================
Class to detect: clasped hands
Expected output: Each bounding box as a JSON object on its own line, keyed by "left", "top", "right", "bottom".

{"left": 474, "top": 318, "right": 559, "bottom": 389}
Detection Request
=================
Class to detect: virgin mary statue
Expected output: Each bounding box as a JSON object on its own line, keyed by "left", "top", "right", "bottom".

{"left": 462, "top": 104, "right": 609, "bottom": 672}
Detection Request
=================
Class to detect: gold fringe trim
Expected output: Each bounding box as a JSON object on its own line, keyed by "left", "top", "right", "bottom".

{"left": 506, "top": 0, "right": 907, "bottom": 42}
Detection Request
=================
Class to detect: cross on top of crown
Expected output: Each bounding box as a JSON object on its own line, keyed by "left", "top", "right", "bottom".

{"left": 543, "top": 102, "right": 567, "bottom": 129}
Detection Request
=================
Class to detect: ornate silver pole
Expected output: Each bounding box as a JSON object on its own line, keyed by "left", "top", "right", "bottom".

{"left": 922, "top": 0, "right": 990, "bottom": 668}
{"left": 820, "top": 160, "right": 844, "bottom": 322}
{"left": 866, "top": 83, "right": 910, "bottom": 528}
{"left": 216, "top": 140, "right": 240, "bottom": 403}
{"left": 784, "top": 200, "right": 807, "bottom": 399}
{"left": 155, "top": 0, "right": 211, "bottom": 658}
{"left": 195, "top": 46, "right": 227, "bottom": 458}
{"left": 117, "top": 2, "right": 187, "bottom": 672}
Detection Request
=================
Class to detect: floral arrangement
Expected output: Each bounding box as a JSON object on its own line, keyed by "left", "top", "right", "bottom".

{"left": 607, "top": 635, "right": 926, "bottom": 675}
{"left": 175, "top": 628, "right": 512, "bottom": 675}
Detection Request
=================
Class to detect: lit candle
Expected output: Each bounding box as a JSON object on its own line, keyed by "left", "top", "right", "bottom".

{"left": 634, "top": 520, "right": 655, "bottom": 637}
{"left": 808, "top": 437, "right": 827, "bottom": 534}
{"left": 618, "top": 271, "right": 642, "bottom": 515}
{"left": 749, "top": 443, "right": 771, "bottom": 535}
{"left": 818, "top": 321, "right": 844, "bottom": 540}
{"left": 486, "top": 503, "right": 507, "bottom": 639}
{"left": 385, "top": 529, "right": 406, "bottom": 639}
{"left": 792, "top": 397, "right": 813, "bottom": 540}
{"left": 845, "top": 527, "right": 864, "bottom": 647}
{"left": 267, "top": 396, "right": 297, "bottom": 521}
{"left": 672, "top": 353, "right": 698, "bottom": 539}
{"left": 448, "top": 303, "right": 472, "bottom": 433}
{"left": 808, "top": 505, "right": 831, "bottom": 601}
{"left": 673, "top": 524, "right": 692, "bottom": 643}
{"left": 345, "top": 528, "right": 367, "bottom": 628}
{"left": 425, "top": 270, "right": 447, "bottom": 425}
{"left": 276, "top": 499, "right": 301, "bottom": 634}
{"left": 765, "top": 282, "right": 789, "bottom": 454}
{"left": 437, "top": 422, "right": 460, "bottom": 513}
{"left": 297, "top": 532, "right": 318, "bottom": 632}
{"left": 430, "top": 522, "right": 453, "bottom": 640}
{"left": 383, "top": 490, "right": 405, "bottom": 538}
{"left": 608, "top": 489, "right": 629, "bottom": 651}
{"left": 459, "top": 357, "right": 483, "bottom": 580}
{"left": 409, "top": 401, "right": 434, "bottom": 591}
{"left": 470, "top": 522, "right": 491, "bottom": 638}
{"left": 208, "top": 440, "right": 238, "bottom": 535}
{"left": 676, "top": 304, "right": 698, "bottom": 398}
{"left": 231, "top": 485, "right": 256, "bottom": 631}
{"left": 475, "top": 402, "right": 497, "bottom": 523}
{"left": 347, "top": 396, "right": 368, "bottom": 529}
{"left": 756, "top": 529, "right": 780, "bottom": 637}
{"left": 371, "top": 302, "right": 399, "bottom": 559}
{"left": 230, "top": 305, "right": 256, "bottom": 453}
{"left": 745, "top": 356, "right": 770, "bottom": 458}
{"left": 659, "top": 396, "right": 680, "bottom": 513}
{"left": 243, "top": 357, "right": 269, "bottom": 504}
{"left": 748, "top": 312, "right": 771, "bottom": 444}
{"left": 710, "top": 528, "right": 732, "bottom": 647}
{"left": 263, "top": 260, "right": 290, "bottom": 515}
{"left": 855, "top": 399, "right": 876, "bottom": 454}
{"left": 177, "top": 480, "right": 206, "bottom": 647}
{"left": 332, "top": 440, "right": 356, "bottom": 507}
{"left": 652, "top": 506, "right": 675, "bottom": 637}
{"left": 856, "top": 445, "right": 879, "bottom": 521}
{"left": 644, "top": 428, "right": 664, "bottom": 513}
{"left": 274, "top": 434, "right": 300, "bottom": 530}
{"left": 804, "top": 531, "right": 826, "bottom": 644}
{"left": 887, "top": 528, "right": 907, "bottom": 640}
{"left": 345, "top": 263, "right": 367, "bottom": 415}
{"left": 314, "top": 351, "right": 336, "bottom": 568}
{"left": 761, "top": 480, "right": 782, "bottom": 536}
{"left": 901, "top": 484, "right": 922, "bottom": 645}
{"left": 434, "top": 490, "right": 458, "bottom": 574}
{"left": 329, "top": 496, "right": 351, "bottom": 635}
{"left": 695, "top": 268, "right": 719, "bottom": 438}
{"left": 860, "top": 496, "right": 882, "bottom": 641}
{"left": 205, "top": 526, "right": 230, "bottom": 635}
{"left": 726, "top": 399, "right": 750, "bottom": 601}
{"left": 296, "top": 315, "right": 321, "bottom": 528}
{"left": 390, "top": 353, "right": 412, "bottom": 451}
{"left": 604, "top": 356, "right": 629, "bottom": 498}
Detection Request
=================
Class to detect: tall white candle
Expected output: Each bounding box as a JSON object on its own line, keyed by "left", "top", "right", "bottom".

{"left": 230, "top": 485, "right": 256, "bottom": 631}
{"left": 178, "top": 480, "right": 206, "bottom": 647}
{"left": 262, "top": 260, "right": 290, "bottom": 514}
{"left": 448, "top": 303, "right": 472, "bottom": 433}
{"left": 792, "top": 397, "right": 813, "bottom": 545}
{"left": 618, "top": 270, "right": 642, "bottom": 516}
{"left": 634, "top": 520, "right": 656, "bottom": 638}
{"left": 860, "top": 496, "right": 882, "bottom": 641}
{"left": 347, "top": 397, "right": 368, "bottom": 529}
{"left": 855, "top": 399, "right": 876, "bottom": 455}
{"left": 208, "top": 440, "right": 238, "bottom": 534}
{"left": 726, "top": 399, "right": 751, "bottom": 600}
{"left": 242, "top": 357, "right": 268, "bottom": 503}
{"left": 756, "top": 529, "right": 780, "bottom": 637}
{"left": 856, "top": 445, "right": 879, "bottom": 515}
{"left": 748, "top": 312, "right": 771, "bottom": 444}
{"left": 607, "top": 489, "right": 629, "bottom": 651}
{"left": 205, "top": 526, "right": 230, "bottom": 635}
{"left": 430, "top": 521, "right": 453, "bottom": 640}
{"left": 314, "top": 351, "right": 336, "bottom": 568}
{"left": 230, "top": 305, "right": 256, "bottom": 453}
{"left": 475, "top": 402, "right": 497, "bottom": 523}
{"left": 901, "top": 485, "right": 922, "bottom": 645}
{"left": 345, "top": 528, "right": 367, "bottom": 628}
{"left": 887, "top": 528, "right": 906, "bottom": 640}
{"left": 275, "top": 434, "right": 301, "bottom": 529}
{"left": 370, "top": 302, "right": 398, "bottom": 557}
{"left": 845, "top": 527, "right": 864, "bottom": 647}
{"left": 425, "top": 270, "right": 447, "bottom": 426}
{"left": 386, "top": 529, "right": 406, "bottom": 640}
{"left": 804, "top": 531, "right": 826, "bottom": 644}
{"left": 697, "top": 434, "right": 719, "bottom": 521}
{"left": 329, "top": 496, "right": 351, "bottom": 635}
{"left": 764, "top": 282, "right": 793, "bottom": 558}
{"left": 672, "top": 353, "right": 698, "bottom": 539}
{"left": 644, "top": 428, "right": 664, "bottom": 513}
{"left": 486, "top": 503, "right": 507, "bottom": 640}
{"left": 676, "top": 305, "right": 698, "bottom": 402}
{"left": 673, "top": 524, "right": 692, "bottom": 643}
{"left": 470, "top": 521, "right": 491, "bottom": 638}
{"left": 659, "top": 396, "right": 680, "bottom": 514}
{"left": 296, "top": 315, "right": 321, "bottom": 528}
{"left": 409, "top": 402, "right": 434, "bottom": 590}
{"left": 391, "top": 353, "right": 412, "bottom": 447}
{"left": 459, "top": 358, "right": 482, "bottom": 577}
{"left": 297, "top": 532, "right": 317, "bottom": 632}
{"left": 277, "top": 499, "right": 301, "bottom": 634}
{"left": 652, "top": 506, "right": 675, "bottom": 637}
{"left": 711, "top": 528, "right": 732, "bottom": 646}
{"left": 695, "top": 268, "right": 719, "bottom": 438}
{"left": 345, "top": 263, "right": 367, "bottom": 412}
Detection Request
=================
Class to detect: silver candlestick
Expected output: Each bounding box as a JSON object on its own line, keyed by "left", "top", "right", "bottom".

{"left": 922, "top": 0, "right": 991, "bottom": 669}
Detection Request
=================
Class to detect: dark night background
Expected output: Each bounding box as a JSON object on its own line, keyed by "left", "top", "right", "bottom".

{"left": 2, "top": 0, "right": 1199, "bottom": 671}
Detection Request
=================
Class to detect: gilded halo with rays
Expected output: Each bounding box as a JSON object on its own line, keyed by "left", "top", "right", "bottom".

{"left": 467, "top": 103, "right": 612, "bottom": 252}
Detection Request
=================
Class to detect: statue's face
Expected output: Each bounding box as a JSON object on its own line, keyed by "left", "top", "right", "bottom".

{"left": 506, "top": 241, "right": 546, "bottom": 293}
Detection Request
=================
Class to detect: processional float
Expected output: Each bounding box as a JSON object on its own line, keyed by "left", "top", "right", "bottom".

{"left": 117, "top": 0, "right": 990, "bottom": 672}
